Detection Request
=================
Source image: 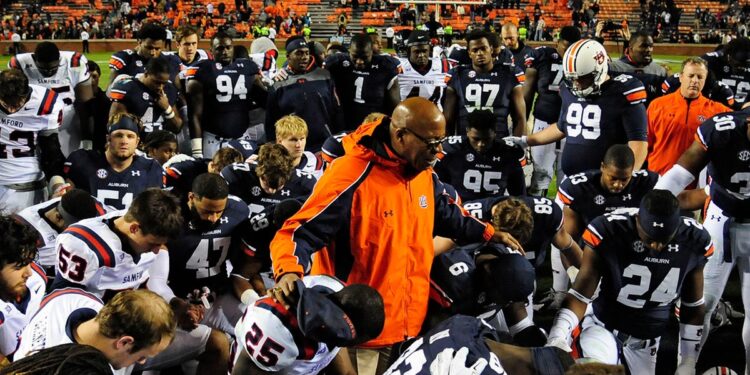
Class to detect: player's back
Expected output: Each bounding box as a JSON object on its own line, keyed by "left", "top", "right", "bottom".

{"left": 526, "top": 46, "right": 565, "bottom": 123}
{"left": 557, "top": 169, "right": 658, "bottom": 225}
{"left": 557, "top": 75, "right": 647, "bottom": 176}
{"left": 233, "top": 275, "right": 344, "bottom": 374}
{"left": 164, "top": 156, "right": 208, "bottom": 197}
{"left": 52, "top": 211, "right": 158, "bottom": 297}
{"left": 696, "top": 110, "right": 750, "bottom": 218}
{"left": 397, "top": 56, "right": 450, "bottom": 109}
{"left": 186, "top": 58, "right": 260, "bottom": 139}
{"left": 582, "top": 210, "right": 713, "bottom": 339}
{"left": 384, "top": 315, "right": 506, "bottom": 375}
{"left": 703, "top": 50, "right": 750, "bottom": 105}
{"left": 0, "top": 84, "right": 63, "bottom": 185}
{"left": 14, "top": 288, "right": 103, "bottom": 361}
{"left": 10, "top": 51, "right": 89, "bottom": 104}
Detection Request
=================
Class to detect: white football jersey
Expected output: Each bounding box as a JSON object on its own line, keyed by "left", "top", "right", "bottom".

{"left": 14, "top": 288, "right": 103, "bottom": 361}
{"left": 16, "top": 197, "right": 109, "bottom": 268}
{"left": 397, "top": 57, "right": 449, "bottom": 110}
{"left": 0, "top": 263, "right": 47, "bottom": 356}
{"left": 233, "top": 275, "right": 344, "bottom": 375}
{"left": 10, "top": 51, "right": 91, "bottom": 104}
{"left": 54, "top": 210, "right": 158, "bottom": 298}
{"left": 298, "top": 151, "right": 324, "bottom": 180}
{"left": 250, "top": 51, "right": 278, "bottom": 81}
{"left": 0, "top": 84, "right": 64, "bottom": 184}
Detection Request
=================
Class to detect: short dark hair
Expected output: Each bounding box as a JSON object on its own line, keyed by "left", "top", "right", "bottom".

{"left": 629, "top": 29, "right": 653, "bottom": 45}
{"left": 61, "top": 189, "right": 101, "bottom": 223}
{"left": 641, "top": 189, "right": 679, "bottom": 218}
{"left": 351, "top": 33, "right": 373, "bottom": 50}
{"left": 87, "top": 60, "right": 101, "bottom": 75}
{"left": 233, "top": 45, "right": 249, "bottom": 59}
{"left": 174, "top": 25, "right": 198, "bottom": 43}
{"left": 725, "top": 37, "right": 750, "bottom": 63}
{"left": 0, "top": 69, "right": 31, "bottom": 104}
{"left": 466, "top": 110, "right": 496, "bottom": 133}
{"left": 144, "top": 56, "right": 171, "bottom": 76}
{"left": 212, "top": 30, "right": 232, "bottom": 43}
{"left": 559, "top": 26, "right": 582, "bottom": 45}
{"left": 138, "top": 23, "right": 167, "bottom": 42}
{"left": 34, "top": 41, "right": 60, "bottom": 63}
{"left": 330, "top": 284, "right": 385, "bottom": 345}
{"left": 143, "top": 130, "right": 177, "bottom": 151}
{"left": 602, "top": 144, "right": 635, "bottom": 170}
{"left": 124, "top": 189, "right": 183, "bottom": 238}
{"left": 0, "top": 215, "right": 38, "bottom": 269}
{"left": 0, "top": 343, "right": 112, "bottom": 375}
{"left": 192, "top": 173, "right": 229, "bottom": 200}
{"left": 212, "top": 147, "right": 244, "bottom": 172}
{"left": 466, "top": 29, "right": 494, "bottom": 48}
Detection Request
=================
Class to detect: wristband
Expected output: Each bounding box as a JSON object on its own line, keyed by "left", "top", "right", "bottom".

{"left": 548, "top": 308, "right": 579, "bottom": 342}
{"left": 679, "top": 323, "right": 703, "bottom": 362}
{"left": 241, "top": 289, "right": 260, "bottom": 305}
{"left": 191, "top": 138, "right": 203, "bottom": 158}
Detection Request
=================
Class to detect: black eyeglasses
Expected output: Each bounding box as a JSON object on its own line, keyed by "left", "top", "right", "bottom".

{"left": 401, "top": 127, "right": 447, "bottom": 150}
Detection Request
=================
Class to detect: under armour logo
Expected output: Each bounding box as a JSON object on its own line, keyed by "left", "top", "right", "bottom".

{"left": 653, "top": 222, "right": 664, "bottom": 228}
{"left": 667, "top": 244, "right": 679, "bottom": 252}
{"left": 219, "top": 217, "right": 229, "bottom": 224}
{"left": 131, "top": 170, "right": 141, "bottom": 176}
{"left": 710, "top": 215, "right": 721, "bottom": 221}
{"left": 493, "top": 156, "right": 502, "bottom": 162}
{"left": 622, "top": 194, "right": 632, "bottom": 201}
{"left": 383, "top": 210, "right": 394, "bottom": 217}
{"left": 280, "top": 190, "right": 290, "bottom": 196}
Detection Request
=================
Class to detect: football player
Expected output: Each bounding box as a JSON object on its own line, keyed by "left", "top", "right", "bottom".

{"left": 221, "top": 144, "right": 315, "bottom": 215}
{"left": 505, "top": 39, "right": 648, "bottom": 177}
{"left": 170, "top": 25, "right": 212, "bottom": 69}
{"left": 249, "top": 37, "right": 279, "bottom": 84}
{"left": 0, "top": 215, "right": 47, "bottom": 364}
{"left": 15, "top": 188, "right": 105, "bottom": 274}
{"left": 274, "top": 115, "right": 325, "bottom": 179}
{"left": 232, "top": 275, "right": 385, "bottom": 375}
{"left": 63, "top": 114, "right": 164, "bottom": 210}
{"left": 325, "top": 33, "right": 400, "bottom": 130}
{"left": 108, "top": 23, "right": 182, "bottom": 88}
{"left": 109, "top": 56, "right": 182, "bottom": 135}
{"left": 546, "top": 191, "right": 713, "bottom": 374}
{"left": 500, "top": 23, "right": 534, "bottom": 72}
{"left": 15, "top": 289, "right": 175, "bottom": 372}
{"left": 397, "top": 30, "right": 450, "bottom": 110}
{"left": 142, "top": 130, "right": 178, "bottom": 166}
{"left": 9, "top": 42, "right": 95, "bottom": 155}
{"left": 164, "top": 146, "right": 245, "bottom": 198}
{"left": 608, "top": 30, "right": 668, "bottom": 106}
{"left": 655, "top": 107, "right": 750, "bottom": 373}
{"left": 434, "top": 110, "right": 526, "bottom": 201}
{"left": 443, "top": 29, "right": 526, "bottom": 137}
{"left": 185, "top": 31, "right": 267, "bottom": 159}
{"left": 702, "top": 37, "right": 750, "bottom": 107}
{"left": 523, "top": 26, "right": 582, "bottom": 197}
{"left": 0, "top": 69, "right": 66, "bottom": 212}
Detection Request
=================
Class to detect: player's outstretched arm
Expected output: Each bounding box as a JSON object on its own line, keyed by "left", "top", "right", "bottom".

{"left": 510, "top": 86, "right": 527, "bottom": 137}
{"left": 186, "top": 79, "right": 205, "bottom": 158}
{"left": 561, "top": 206, "right": 583, "bottom": 240}
{"left": 552, "top": 226, "right": 583, "bottom": 269}
{"left": 628, "top": 140, "right": 648, "bottom": 171}
{"left": 654, "top": 140, "right": 709, "bottom": 196}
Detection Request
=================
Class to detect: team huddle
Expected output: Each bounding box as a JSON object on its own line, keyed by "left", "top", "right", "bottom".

{"left": 0, "top": 18, "right": 749, "bottom": 375}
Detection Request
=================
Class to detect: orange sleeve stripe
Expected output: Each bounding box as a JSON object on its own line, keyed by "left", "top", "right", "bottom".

{"left": 694, "top": 133, "right": 708, "bottom": 150}
{"left": 109, "top": 92, "right": 125, "bottom": 100}
{"left": 109, "top": 58, "right": 124, "bottom": 70}
{"left": 515, "top": 73, "right": 526, "bottom": 83}
{"left": 705, "top": 244, "right": 715, "bottom": 257}
{"left": 661, "top": 81, "right": 669, "bottom": 92}
{"left": 626, "top": 90, "right": 647, "bottom": 102}
{"left": 582, "top": 229, "right": 601, "bottom": 248}
{"left": 557, "top": 191, "right": 572, "bottom": 205}
{"left": 165, "top": 168, "right": 180, "bottom": 179}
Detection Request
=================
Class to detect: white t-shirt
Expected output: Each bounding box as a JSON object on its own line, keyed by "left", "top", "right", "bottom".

{"left": 11, "top": 33, "right": 20, "bottom": 42}
{"left": 81, "top": 31, "right": 89, "bottom": 41}
{"left": 166, "top": 29, "right": 173, "bottom": 40}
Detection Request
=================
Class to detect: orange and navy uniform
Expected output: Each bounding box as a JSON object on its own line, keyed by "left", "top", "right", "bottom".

{"left": 270, "top": 118, "right": 495, "bottom": 348}
{"left": 647, "top": 90, "right": 730, "bottom": 177}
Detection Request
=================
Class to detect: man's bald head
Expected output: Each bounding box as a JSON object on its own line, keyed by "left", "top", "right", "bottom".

{"left": 501, "top": 23, "right": 520, "bottom": 50}
{"left": 389, "top": 97, "right": 446, "bottom": 171}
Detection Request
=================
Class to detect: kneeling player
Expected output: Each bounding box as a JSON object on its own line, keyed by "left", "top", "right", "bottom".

{"left": 546, "top": 190, "right": 713, "bottom": 374}
{"left": 232, "top": 275, "right": 385, "bottom": 374}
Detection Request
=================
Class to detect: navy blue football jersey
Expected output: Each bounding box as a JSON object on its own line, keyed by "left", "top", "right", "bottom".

{"left": 321, "top": 131, "right": 348, "bottom": 163}
{"left": 64, "top": 150, "right": 164, "bottom": 210}
{"left": 447, "top": 45, "right": 516, "bottom": 68}
{"left": 185, "top": 58, "right": 262, "bottom": 138}
{"left": 661, "top": 72, "right": 736, "bottom": 108}
{"left": 557, "top": 169, "right": 658, "bottom": 227}
{"left": 525, "top": 46, "right": 564, "bottom": 123}
{"left": 220, "top": 162, "right": 315, "bottom": 215}
{"left": 109, "top": 50, "right": 182, "bottom": 83}
{"left": 325, "top": 53, "right": 399, "bottom": 129}
{"left": 164, "top": 157, "right": 208, "bottom": 198}
{"left": 582, "top": 210, "right": 713, "bottom": 339}
{"left": 384, "top": 315, "right": 506, "bottom": 375}
{"left": 696, "top": 110, "right": 750, "bottom": 218}
{"left": 447, "top": 64, "right": 524, "bottom": 136}
{"left": 435, "top": 136, "right": 526, "bottom": 201}
{"left": 508, "top": 43, "right": 534, "bottom": 72}
{"left": 240, "top": 203, "right": 285, "bottom": 271}
{"left": 556, "top": 75, "right": 648, "bottom": 176}
{"left": 608, "top": 57, "right": 668, "bottom": 106}
{"left": 703, "top": 50, "right": 750, "bottom": 106}
{"left": 225, "top": 138, "right": 258, "bottom": 160}
{"left": 109, "top": 77, "right": 179, "bottom": 134}
{"left": 464, "top": 195, "right": 563, "bottom": 267}
{"left": 167, "top": 196, "right": 250, "bottom": 297}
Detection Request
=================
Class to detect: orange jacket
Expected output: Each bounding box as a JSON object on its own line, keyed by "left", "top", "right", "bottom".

{"left": 270, "top": 119, "right": 494, "bottom": 347}
{"left": 647, "top": 90, "right": 730, "bottom": 175}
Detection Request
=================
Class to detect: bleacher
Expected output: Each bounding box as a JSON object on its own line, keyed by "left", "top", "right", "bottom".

{"left": 596, "top": 0, "right": 729, "bottom": 36}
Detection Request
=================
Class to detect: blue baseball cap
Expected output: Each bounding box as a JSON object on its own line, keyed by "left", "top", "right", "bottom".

{"left": 638, "top": 195, "right": 681, "bottom": 242}
{"left": 295, "top": 280, "right": 358, "bottom": 347}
